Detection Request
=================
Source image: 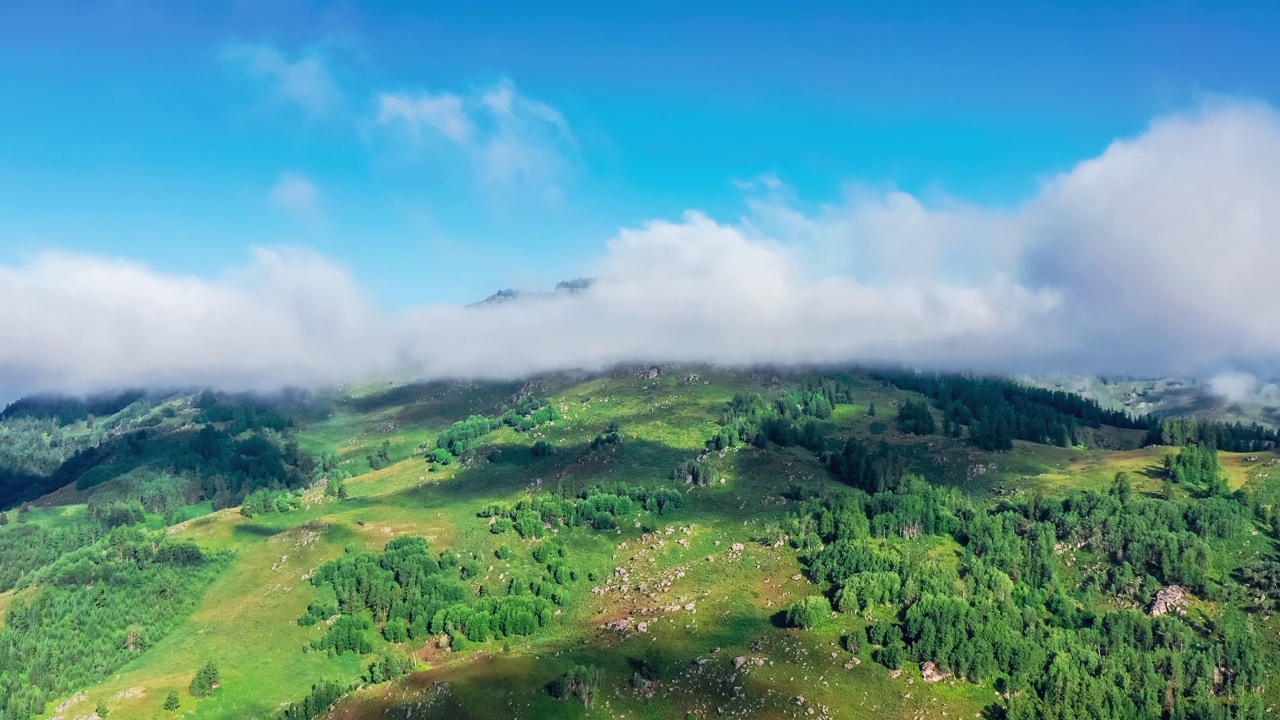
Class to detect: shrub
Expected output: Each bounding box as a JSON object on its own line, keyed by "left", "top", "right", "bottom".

{"left": 874, "top": 642, "right": 904, "bottom": 669}
{"left": 786, "top": 595, "right": 831, "bottom": 629}
{"left": 841, "top": 634, "right": 860, "bottom": 654}
{"left": 363, "top": 654, "right": 414, "bottom": 684}
{"left": 312, "top": 615, "right": 372, "bottom": 655}
{"left": 382, "top": 619, "right": 409, "bottom": 643}
{"left": 189, "top": 660, "right": 220, "bottom": 698}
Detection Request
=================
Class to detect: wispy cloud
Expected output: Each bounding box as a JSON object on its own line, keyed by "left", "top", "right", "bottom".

{"left": 223, "top": 42, "right": 341, "bottom": 118}
{"left": 5, "top": 101, "right": 1280, "bottom": 397}
{"left": 377, "top": 92, "right": 471, "bottom": 143}
{"left": 268, "top": 172, "right": 319, "bottom": 214}
{"left": 374, "top": 78, "right": 577, "bottom": 191}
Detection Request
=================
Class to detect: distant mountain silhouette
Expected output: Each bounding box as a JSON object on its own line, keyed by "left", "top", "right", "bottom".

{"left": 467, "top": 277, "right": 594, "bottom": 307}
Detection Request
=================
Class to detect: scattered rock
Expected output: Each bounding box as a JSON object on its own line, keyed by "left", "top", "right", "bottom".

{"left": 110, "top": 688, "right": 142, "bottom": 702}
{"left": 601, "top": 617, "right": 633, "bottom": 632}
{"left": 1151, "top": 586, "right": 1187, "bottom": 617}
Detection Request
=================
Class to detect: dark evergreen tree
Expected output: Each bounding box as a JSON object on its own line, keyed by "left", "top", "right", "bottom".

{"left": 895, "top": 400, "right": 936, "bottom": 435}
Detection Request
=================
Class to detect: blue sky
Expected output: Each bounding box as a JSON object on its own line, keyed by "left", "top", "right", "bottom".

{"left": 3, "top": 0, "right": 1280, "bottom": 308}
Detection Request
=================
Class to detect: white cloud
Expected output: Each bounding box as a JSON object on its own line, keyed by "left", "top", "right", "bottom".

{"left": 268, "top": 172, "right": 319, "bottom": 214}
{"left": 1015, "top": 101, "right": 1280, "bottom": 373}
{"left": 1207, "top": 371, "right": 1280, "bottom": 405}
{"left": 374, "top": 78, "right": 576, "bottom": 190}
{"left": 0, "top": 215, "right": 1056, "bottom": 399}
{"left": 223, "top": 43, "right": 341, "bottom": 118}
{"left": 4, "top": 100, "right": 1280, "bottom": 397}
{"left": 0, "top": 249, "right": 389, "bottom": 398}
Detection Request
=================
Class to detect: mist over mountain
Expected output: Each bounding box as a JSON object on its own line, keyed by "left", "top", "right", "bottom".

{"left": 3, "top": 103, "right": 1280, "bottom": 403}
{"left": 1034, "top": 371, "right": 1280, "bottom": 427}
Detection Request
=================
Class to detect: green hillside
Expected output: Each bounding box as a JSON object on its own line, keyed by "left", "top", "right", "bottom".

{"left": 2, "top": 368, "right": 1278, "bottom": 719}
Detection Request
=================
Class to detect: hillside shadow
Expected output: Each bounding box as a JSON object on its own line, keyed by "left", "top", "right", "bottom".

{"left": 338, "top": 374, "right": 590, "bottom": 426}
{"left": 344, "top": 436, "right": 812, "bottom": 544}
{"left": 231, "top": 523, "right": 286, "bottom": 539}
{"left": 426, "top": 437, "right": 697, "bottom": 503}
{"left": 1138, "top": 463, "right": 1166, "bottom": 480}
{"left": 343, "top": 381, "right": 455, "bottom": 414}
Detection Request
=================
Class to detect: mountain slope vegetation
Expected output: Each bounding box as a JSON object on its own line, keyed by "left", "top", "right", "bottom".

{"left": 1, "top": 368, "right": 1277, "bottom": 719}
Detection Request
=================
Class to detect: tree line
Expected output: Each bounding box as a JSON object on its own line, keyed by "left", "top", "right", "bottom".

{"left": 1145, "top": 417, "right": 1278, "bottom": 453}
{"left": 874, "top": 370, "right": 1149, "bottom": 451}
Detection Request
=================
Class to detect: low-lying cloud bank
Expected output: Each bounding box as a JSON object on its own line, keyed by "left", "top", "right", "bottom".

{"left": 4, "top": 101, "right": 1280, "bottom": 399}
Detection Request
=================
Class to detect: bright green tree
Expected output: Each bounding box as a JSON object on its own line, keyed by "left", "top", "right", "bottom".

{"left": 786, "top": 595, "right": 831, "bottom": 629}
{"left": 189, "top": 660, "right": 220, "bottom": 698}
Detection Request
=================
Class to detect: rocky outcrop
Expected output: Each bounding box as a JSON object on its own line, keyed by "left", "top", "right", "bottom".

{"left": 921, "top": 661, "right": 951, "bottom": 683}
{"left": 1150, "top": 586, "right": 1187, "bottom": 616}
